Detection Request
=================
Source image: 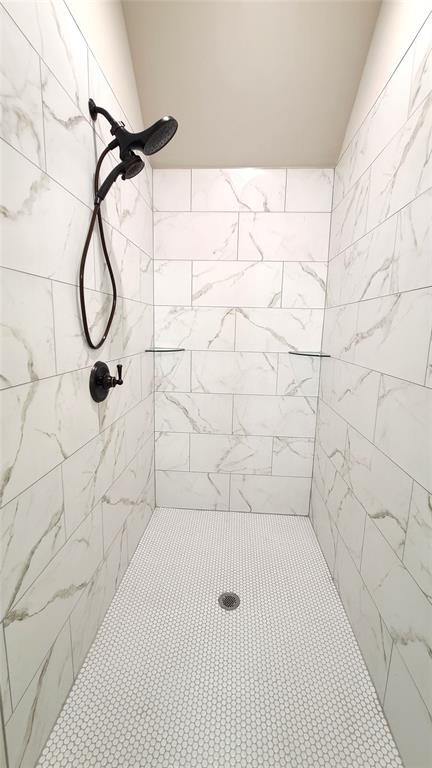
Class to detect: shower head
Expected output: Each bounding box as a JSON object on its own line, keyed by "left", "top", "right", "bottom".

{"left": 95, "top": 153, "right": 144, "bottom": 203}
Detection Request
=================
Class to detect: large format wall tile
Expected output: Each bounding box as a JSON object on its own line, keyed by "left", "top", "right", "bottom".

{"left": 230, "top": 474, "right": 311, "bottom": 515}
{"left": 156, "top": 470, "right": 229, "bottom": 511}
{"left": 192, "top": 261, "right": 282, "bottom": 308}
{"left": 153, "top": 169, "right": 191, "bottom": 212}
{"left": 154, "top": 261, "right": 192, "bottom": 305}
{"left": 154, "top": 351, "right": 191, "bottom": 392}
{"left": 233, "top": 395, "right": 316, "bottom": 438}
{"left": 238, "top": 212, "right": 330, "bottom": 261}
{"left": 155, "top": 432, "right": 189, "bottom": 471}
{"left": 154, "top": 212, "right": 238, "bottom": 260}
{"left": 191, "top": 351, "right": 277, "bottom": 395}
{"left": 155, "top": 392, "right": 232, "bottom": 434}
{"left": 191, "top": 168, "right": 286, "bottom": 212}
{"left": 190, "top": 434, "right": 272, "bottom": 474}
{"left": 320, "top": 358, "right": 380, "bottom": 440}
{"left": 310, "top": 482, "right": 337, "bottom": 574}
{"left": 329, "top": 170, "right": 370, "bottom": 259}
{"left": 281, "top": 262, "right": 327, "bottom": 308}
{"left": 235, "top": 307, "right": 323, "bottom": 353}
{"left": 285, "top": 169, "right": 333, "bottom": 212}
{"left": 408, "top": 11, "right": 432, "bottom": 116}
{"left": 276, "top": 354, "right": 320, "bottom": 396}
{"left": 155, "top": 306, "right": 235, "bottom": 351}
{"left": 403, "top": 482, "right": 432, "bottom": 600}
{"left": 272, "top": 437, "right": 314, "bottom": 477}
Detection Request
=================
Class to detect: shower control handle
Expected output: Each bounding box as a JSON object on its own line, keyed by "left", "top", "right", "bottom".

{"left": 89, "top": 361, "right": 124, "bottom": 402}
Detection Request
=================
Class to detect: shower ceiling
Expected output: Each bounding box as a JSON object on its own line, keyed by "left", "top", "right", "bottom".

{"left": 122, "top": 0, "right": 380, "bottom": 168}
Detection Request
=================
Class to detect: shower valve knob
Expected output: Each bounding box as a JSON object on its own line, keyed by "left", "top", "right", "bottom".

{"left": 89, "top": 361, "right": 124, "bottom": 402}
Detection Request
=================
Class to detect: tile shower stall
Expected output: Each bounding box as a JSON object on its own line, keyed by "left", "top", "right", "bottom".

{"left": 0, "top": 2, "right": 431, "bottom": 768}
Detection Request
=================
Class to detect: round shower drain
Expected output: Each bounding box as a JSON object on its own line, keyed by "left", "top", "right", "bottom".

{"left": 218, "top": 592, "right": 240, "bottom": 611}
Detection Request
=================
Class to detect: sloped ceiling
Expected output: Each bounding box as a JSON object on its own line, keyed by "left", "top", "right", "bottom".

{"left": 122, "top": 0, "right": 380, "bottom": 168}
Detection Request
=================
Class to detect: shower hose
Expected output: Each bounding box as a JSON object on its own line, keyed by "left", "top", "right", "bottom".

{"left": 79, "top": 145, "right": 117, "bottom": 349}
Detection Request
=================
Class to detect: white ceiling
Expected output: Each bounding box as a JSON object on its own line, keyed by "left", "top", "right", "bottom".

{"left": 122, "top": 0, "right": 380, "bottom": 168}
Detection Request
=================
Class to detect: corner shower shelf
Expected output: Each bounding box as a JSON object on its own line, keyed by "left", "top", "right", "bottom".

{"left": 289, "top": 352, "right": 331, "bottom": 358}
{"left": 145, "top": 348, "right": 185, "bottom": 353}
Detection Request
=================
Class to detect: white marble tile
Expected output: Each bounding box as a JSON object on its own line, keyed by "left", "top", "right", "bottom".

{"left": 309, "top": 482, "right": 337, "bottom": 574}
{"left": 154, "top": 261, "right": 191, "bottom": 306}
{"left": 409, "top": 12, "right": 432, "bottom": 116}
{"left": 191, "top": 351, "right": 277, "bottom": 395}
{"left": 0, "top": 268, "right": 56, "bottom": 389}
{"left": 330, "top": 171, "right": 370, "bottom": 259}
{"left": 403, "top": 482, "right": 432, "bottom": 600}
{"left": 343, "top": 426, "right": 412, "bottom": 559}
{"left": 52, "top": 282, "right": 123, "bottom": 374}
{"left": 125, "top": 398, "right": 153, "bottom": 466}
{"left": 192, "top": 168, "right": 286, "bottom": 212}
{"left": 230, "top": 474, "right": 311, "bottom": 515}
{"left": 0, "top": 626, "right": 12, "bottom": 722}
{"left": 95, "top": 228, "right": 143, "bottom": 303}
{"left": 154, "top": 350, "right": 191, "bottom": 392}
{"left": 126, "top": 441, "right": 155, "bottom": 559}
{"left": 118, "top": 182, "right": 153, "bottom": 257}
{"left": 315, "top": 400, "right": 347, "bottom": 472}
{"left": 235, "top": 307, "right": 324, "bottom": 353}
{"left": 392, "top": 188, "right": 432, "bottom": 294}
{"left": 0, "top": 140, "right": 94, "bottom": 286}
{"left": 1, "top": 467, "right": 65, "bottom": 623}
{"left": 155, "top": 306, "right": 235, "bottom": 351}
{"left": 368, "top": 92, "right": 432, "bottom": 231}
{"left": 88, "top": 51, "right": 128, "bottom": 151}
{"left": 0, "top": 369, "right": 99, "bottom": 507}
{"left": 5, "top": 623, "right": 73, "bottom": 768}
{"left": 319, "top": 358, "right": 380, "bottom": 440}
{"left": 0, "top": 6, "right": 44, "bottom": 167}
{"left": 285, "top": 169, "right": 333, "bottom": 212}
{"left": 155, "top": 432, "right": 189, "bottom": 471}
{"left": 282, "top": 262, "right": 327, "bottom": 309}
{"left": 99, "top": 355, "right": 142, "bottom": 432}
{"left": 361, "top": 517, "right": 432, "bottom": 715}
{"left": 321, "top": 303, "right": 359, "bottom": 361}
{"left": 155, "top": 392, "right": 232, "bottom": 434}
{"left": 101, "top": 451, "right": 146, "bottom": 553}
{"left": 62, "top": 417, "right": 126, "bottom": 537}
{"left": 375, "top": 374, "right": 432, "bottom": 491}
{"left": 353, "top": 289, "right": 432, "bottom": 385}
{"left": 426, "top": 340, "right": 432, "bottom": 389}
{"left": 277, "top": 354, "right": 320, "bottom": 396}
{"left": 334, "top": 535, "right": 392, "bottom": 703}
{"left": 140, "top": 249, "right": 153, "bottom": 306}
{"left": 154, "top": 169, "right": 191, "bottom": 211}
{"left": 156, "top": 470, "right": 229, "bottom": 511}
{"left": 190, "top": 434, "right": 272, "bottom": 475}
{"left": 42, "top": 63, "right": 94, "bottom": 207}
{"left": 4, "top": 504, "right": 102, "bottom": 706}
{"left": 154, "top": 212, "right": 238, "bottom": 261}
{"left": 238, "top": 212, "right": 330, "bottom": 262}
{"left": 123, "top": 300, "right": 152, "bottom": 357}
{"left": 4, "top": 0, "right": 88, "bottom": 114}
{"left": 384, "top": 648, "right": 432, "bottom": 768}
{"left": 141, "top": 351, "right": 154, "bottom": 401}
{"left": 233, "top": 394, "right": 316, "bottom": 438}
{"left": 272, "top": 437, "right": 314, "bottom": 477}
{"left": 192, "top": 260, "right": 282, "bottom": 308}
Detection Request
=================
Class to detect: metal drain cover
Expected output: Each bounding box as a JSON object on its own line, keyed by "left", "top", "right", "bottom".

{"left": 218, "top": 592, "right": 240, "bottom": 611}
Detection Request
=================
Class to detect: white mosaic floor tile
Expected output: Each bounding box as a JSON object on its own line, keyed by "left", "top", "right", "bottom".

{"left": 37, "top": 508, "right": 402, "bottom": 767}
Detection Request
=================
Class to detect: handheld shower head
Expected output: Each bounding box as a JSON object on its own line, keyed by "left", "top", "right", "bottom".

{"left": 95, "top": 153, "right": 144, "bottom": 202}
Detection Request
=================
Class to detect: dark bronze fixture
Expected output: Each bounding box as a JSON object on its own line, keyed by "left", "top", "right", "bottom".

{"left": 89, "top": 361, "right": 123, "bottom": 402}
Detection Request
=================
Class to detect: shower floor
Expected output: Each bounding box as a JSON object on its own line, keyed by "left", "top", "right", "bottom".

{"left": 37, "top": 508, "right": 402, "bottom": 768}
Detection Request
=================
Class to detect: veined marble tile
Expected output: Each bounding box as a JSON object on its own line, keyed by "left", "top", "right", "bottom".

{"left": 272, "top": 437, "right": 314, "bottom": 477}
{"left": 238, "top": 212, "right": 330, "bottom": 262}
{"left": 321, "top": 303, "right": 358, "bottom": 361}
{"left": 125, "top": 398, "right": 154, "bottom": 466}
{"left": 95, "top": 228, "right": 143, "bottom": 303}
{"left": 141, "top": 349, "right": 154, "bottom": 400}
{"left": 126, "top": 442, "right": 155, "bottom": 559}
{"left": 0, "top": 140, "right": 94, "bottom": 286}
{"left": 309, "top": 481, "right": 337, "bottom": 574}
{"left": 191, "top": 351, "right": 277, "bottom": 395}
{"left": 155, "top": 306, "right": 235, "bottom": 351}
{"left": 0, "top": 626, "right": 12, "bottom": 721}
{"left": 353, "top": 289, "right": 432, "bottom": 385}
{"left": 190, "top": 434, "right": 272, "bottom": 474}
{"left": 101, "top": 451, "right": 146, "bottom": 554}
{"left": 42, "top": 63, "right": 94, "bottom": 207}
{"left": 88, "top": 51, "right": 128, "bottom": 151}
{"left": 154, "top": 261, "right": 192, "bottom": 306}
{"left": 119, "top": 180, "right": 153, "bottom": 257}
{"left": 62, "top": 416, "right": 126, "bottom": 537}
{"left": 329, "top": 171, "right": 370, "bottom": 259}
{"left": 154, "top": 350, "right": 191, "bottom": 392}
{"left": 0, "top": 6, "right": 44, "bottom": 167}
{"left": 334, "top": 49, "right": 412, "bottom": 208}
{"left": 277, "top": 354, "right": 320, "bottom": 396}
{"left": 319, "top": 358, "right": 380, "bottom": 440}
{"left": 155, "top": 392, "right": 232, "bottom": 434}
{"left": 0, "top": 268, "right": 56, "bottom": 389}
{"left": 427, "top": 342, "right": 432, "bottom": 389}
{"left": 285, "top": 169, "right": 333, "bottom": 212}
{"left": 368, "top": 93, "right": 432, "bottom": 231}
{"left": 343, "top": 426, "right": 412, "bottom": 559}
{"left": 375, "top": 374, "right": 432, "bottom": 491}
{"left": 52, "top": 282, "right": 123, "bottom": 374}
{"left": 4, "top": 0, "right": 88, "bottom": 113}
{"left": 154, "top": 212, "right": 238, "bottom": 261}
{"left": 409, "top": 12, "right": 432, "bottom": 116}
{"left": 140, "top": 249, "right": 153, "bottom": 306}
{"left": 191, "top": 168, "right": 285, "bottom": 212}
{"left": 384, "top": 648, "right": 432, "bottom": 768}
{"left": 69, "top": 529, "right": 128, "bottom": 676}
{"left": 4, "top": 504, "right": 103, "bottom": 706}
{"left": 235, "top": 307, "right": 324, "bottom": 353}
{"left": 315, "top": 400, "right": 347, "bottom": 472}
{"left": 123, "top": 300, "right": 152, "bottom": 356}
{"left": 282, "top": 262, "right": 327, "bottom": 309}
{"left": 0, "top": 369, "right": 99, "bottom": 507}
{"left": 326, "top": 217, "right": 397, "bottom": 308}
{"left": 403, "top": 482, "right": 432, "bottom": 600}
{"left": 192, "top": 261, "right": 282, "bottom": 308}
{"left": 334, "top": 535, "right": 392, "bottom": 703}
{"left": 392, "top": 188, "right": 432, "bottom": 294}
{"left": 154, "top": 169, "right": 191, "bottom": 211}
{"left": 361, "top": 517, "right": 432, "bottom": 715}
{"left": 155, "top": 432, "right": 189, "bottom": 471}
{"left": 99, "top": 355, "right": 142, "bottom": 431}
{"left": 5, "top": 623, "right": 73, "bottom": 768}
{"left": 233, "top": 394, "right": 316, "bottom": 438}
{"left": 1, "top": 467, "right": 65, "bottom": 622}
{"left": 156, "top": 470, "right": 229, "bottom": 511}
{"left": 230, "top": 474, "right": 311, "bottom": 515}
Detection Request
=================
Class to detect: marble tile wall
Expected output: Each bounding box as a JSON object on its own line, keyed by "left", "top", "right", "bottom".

{"left": 0, "top": 2, "right": 155, "bottom": 766}
{"left": 153, "top": 167, "right": 332, "bottom": 513}
{"left": 311, "top": 12, "right": 432, "bottom": 768}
